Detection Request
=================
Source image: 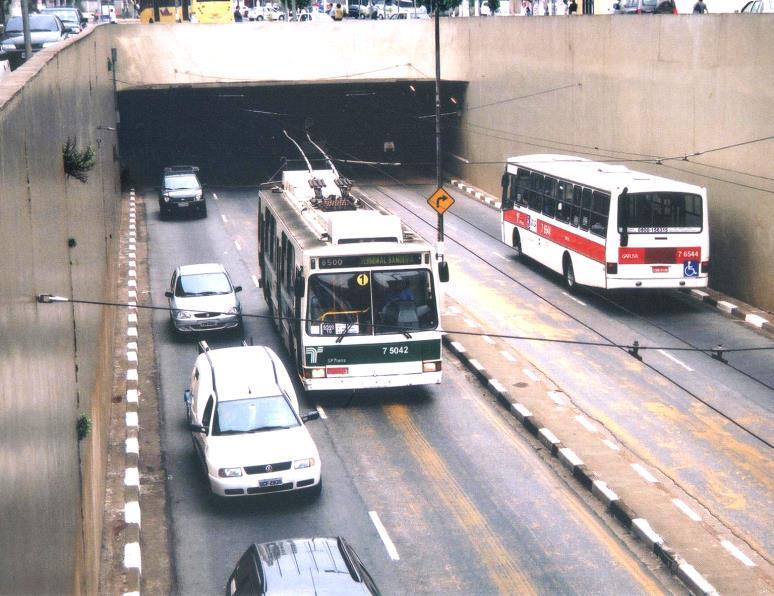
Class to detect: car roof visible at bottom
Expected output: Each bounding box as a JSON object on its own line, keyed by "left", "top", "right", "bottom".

{"left": 255, "top": 537, "right": 373, "bottom": 594}
{"left": 164, "top": 165, "right": 199, "bottom": 174}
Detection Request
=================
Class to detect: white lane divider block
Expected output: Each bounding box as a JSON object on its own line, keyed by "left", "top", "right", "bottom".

{"left": 369, "top": 511, "right": 400, "bottom": 561}
{"left": 126, "top": 369, "right": 138, "bottom": 382}
{"left": 124, "top": 467, "right": 139, "bottom": 487}
{"left": 127, "top": 351, "right": 138, "bottom": 363}
{"left": 468, "top": 359, "right": 484, "bottom": 372}
{"left": 126, "top": 412, "right": 138, "bottom": 427}
{"left": 632, "top": 518, "right": 664, "bottom": 547}
{"left": 717, "top": 300, "right": 737, "bottom": 313}
{"left": 450, "top": 341, "right": 466, "bottom": 353}
{"left": 127, "top": 327, "right": 138, "bottom": 337}
{"left": 489, "top": 379, "right": 506, "bottom": 394}
{"left": 124, "top": 501, "right": 141, "bottom": 526}
{"left": 745, "top": 314, "right": 767, "bottom": 328}
{"left": 126, "top": 389, "right": 138, "bottom": 403}
{"left": 124, "top": 542, "right": 141, "bottom": 572}
{"left": 126, "top": 437, "right": 139, "bottom": 455}
{"left": 252, "top": 275, "right": 260, "bottom": 288}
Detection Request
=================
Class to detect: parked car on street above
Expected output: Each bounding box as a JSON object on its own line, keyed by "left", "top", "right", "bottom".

{"left": 226, "top": 537, "right": 380, "bottom": 595}
{"left": 41, "top": 7, "right": 88, "bottom": 34}
{"left": 165, "top": 263, "right": 243, "bottom": 334}
{"left": 184, "top": 343, "right": 322, "bottom": 498}
{"left": 1, "top": 14, "right": 69, "bottom": 70}
{"left": 158, "top": 165, "right": 206, "bottom": 218}
{"left": 739, "top": 0, "right": 773, "bottom": 10}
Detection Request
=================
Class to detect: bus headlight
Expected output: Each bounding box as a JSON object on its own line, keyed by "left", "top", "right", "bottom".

{"left": 423, "top": 361, "right": 441, "bottom": 372}
{"left": 303, "top": 367, "right": 326, "bottom": 379}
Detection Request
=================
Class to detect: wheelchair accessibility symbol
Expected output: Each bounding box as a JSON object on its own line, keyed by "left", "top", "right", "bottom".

{"left": 683, "top": 260, "right": 699, "bottom": 278}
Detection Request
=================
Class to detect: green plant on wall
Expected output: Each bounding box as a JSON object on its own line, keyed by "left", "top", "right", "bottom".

{"left": 76, "top": 413, "right": 92, "bottom": 440}
{"left": 63, "top": 137, "right": 96, "bottom": 184}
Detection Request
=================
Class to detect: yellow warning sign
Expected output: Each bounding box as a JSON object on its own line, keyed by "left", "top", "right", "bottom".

{"left": 356, "top": 273, "right": 370, "bottom": 287}
{"left": 427, "top": 187, "right": 455, "bottom": 215}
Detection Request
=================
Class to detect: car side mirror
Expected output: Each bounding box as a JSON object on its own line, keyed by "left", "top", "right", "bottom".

{"left": 165, "top": 291, "right": 173, "bottom": 298}
{"left": 234, "top": 285, "right": 243, "bottom": 293}
{"left": 183, "top": 389, "right": 191, "bottom": 404}
{"left": 301, "top": 410, "right": 320, "bottom": 422}
{"left": 438, "top": 260, "right": 449, "bottom": 283}
{"left": 189, "top": 423, "right": 207, "bottom": 433}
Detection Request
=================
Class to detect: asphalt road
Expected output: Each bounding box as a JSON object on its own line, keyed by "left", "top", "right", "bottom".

{"left": 365, "top": 177, "right": 774, "bottom": 563}
{"left": 143, "top": 183, "right": 677, "bottom": 594}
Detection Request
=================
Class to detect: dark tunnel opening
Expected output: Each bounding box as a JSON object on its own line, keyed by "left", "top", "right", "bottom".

{"left": 117, "top": 80, "right": 467, "bottom": 188}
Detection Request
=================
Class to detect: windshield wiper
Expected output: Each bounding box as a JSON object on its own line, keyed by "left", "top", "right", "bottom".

{"left": 246, "top": 425, "right": 291, "bottom": 433}
{"left": 336, "top": 320, "right": 355, "bottom": 343}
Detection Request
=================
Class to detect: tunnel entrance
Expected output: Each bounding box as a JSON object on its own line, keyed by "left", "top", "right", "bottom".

{"left": 117, "top": 80, "right": 467, "bottom": 188}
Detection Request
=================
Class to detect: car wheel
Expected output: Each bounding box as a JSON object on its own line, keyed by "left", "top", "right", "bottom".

{"left": 257, "top": 15, "right": 263, "bottom": 19}
{"left": 563, "top": 254, "right": 576, "bottom": 292}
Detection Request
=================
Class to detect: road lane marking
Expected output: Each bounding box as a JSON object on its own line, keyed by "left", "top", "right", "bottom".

{"left": 631, "top": 463, "right": 658, "bottom": 483}
{"left": 721, "top": 540, "right": 756, "bottom": 567}
{"left": 386, "top": 405, "right": 535, "bottom": 594}
{"left": 494, "top": 252, "right": 509, "bottom": 260}
{"left": 547, "top": 390, "right": 566, "bottom": 406}
{"left": 523, "top": 368, "right": 538, "bottom": 381}
{"left": 657, "top": 349, "right": 694, "bottom": 371}
{"left": 671, "top": 499, "right": 701, "bottom": 521}
{"left": 251, "top": 275, "right": 260, "bottom": 288}
{"left": 575, "top": 415, "right": 598, "bottom": 433}
{"left": 500, "top": 350, "right": 516, "bottom": 362}
{"left": 482, "top": 335, "right": 496, "bottom": 345}
{"left": 368, "top": 511, "right": 400, "bottom": 561}
{"left": 234, "top": 240, "right": 242, "bottom": 251}
{"left": 603, "top": 439, "right": 620, "bottom": 451}
{"left": 562, "top": 292, "right": 587, "bottom": 306}
{"left": 221, "top": 214, "right": 228, "bottom": 223}
{"left": 316, "top": 405, "right": 327, "bottom": 419}
{"left": 212, "top": 193, "right": 219, "bottom": 200}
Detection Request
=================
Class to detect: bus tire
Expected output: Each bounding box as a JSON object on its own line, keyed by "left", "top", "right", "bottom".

{"left": 512, "top": 229, "right": 523, "bottom": 260}
{"left": 563, "top": 254, "right": 577, "bottom": 292}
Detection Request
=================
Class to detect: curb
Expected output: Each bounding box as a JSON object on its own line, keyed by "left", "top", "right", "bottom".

{"left": 447, "top": 178, "right": 773, "bottom": 338}
{"left": 443, "top": 335, "right": 719, "bottom": 595}
{"left": 123, "top": 189, "right": 142, "bottom": 595}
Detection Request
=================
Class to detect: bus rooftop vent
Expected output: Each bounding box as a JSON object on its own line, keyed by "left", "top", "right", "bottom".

{"left": 328, "top": 211, "right": 403, "bottom": 245}
{"left": 313, "top": 194, "right": 358, "bottom": 212}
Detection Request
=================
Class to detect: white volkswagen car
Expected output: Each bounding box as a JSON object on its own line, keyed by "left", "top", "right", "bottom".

{"left": 184, "top": 343, "right": 322, "bottom": 498}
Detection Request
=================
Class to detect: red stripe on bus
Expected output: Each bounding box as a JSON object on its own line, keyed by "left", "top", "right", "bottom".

{"left": 618, "top": 247, "right": 701, "bottom": 264}
{"left": 504, "top": 209, "right": 605, "bottom": 263}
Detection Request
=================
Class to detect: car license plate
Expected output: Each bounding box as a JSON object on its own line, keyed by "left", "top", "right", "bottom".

{"left": 259, "top": 478, "right": 282, "bottom": 487}
{"left": 177, "top": 202, "right": 188, "bottom": 207}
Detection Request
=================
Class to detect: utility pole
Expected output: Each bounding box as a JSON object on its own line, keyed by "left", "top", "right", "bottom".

{"left": 434, "top": 0, "right": 443, "bottom": 250}
{"left": 21, "top": 0, "right": 32, "bottom": 66}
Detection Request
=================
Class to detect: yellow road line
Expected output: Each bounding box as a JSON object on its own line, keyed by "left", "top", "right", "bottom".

{"left": 385, "top": 404, "right": 536, "bottom": 595}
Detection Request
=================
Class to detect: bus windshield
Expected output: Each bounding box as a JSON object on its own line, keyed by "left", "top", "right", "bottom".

{"left": 307, "top": 269, "right": 438, "bottom": 336}
{"left": 621, "top": 192, "right": 703, "bottom": 233}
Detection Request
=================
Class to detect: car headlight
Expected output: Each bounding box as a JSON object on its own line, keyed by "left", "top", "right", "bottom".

{"left": 218, "top": 467, "right": 242, "bottom": 478}
{"left": 227, "top": 306, "right": 239, "bottom": 314}
{"left": 194, "top": 192, "right": 203, "bottom": 201}
{"left": 294, "top": 458, "right": 316, "bottom": 469}
{"left": 174, "top": 310, "right": 193, "bottom": 320}
{"left": 163, "top": 193, "right": 170, "bottom": 202}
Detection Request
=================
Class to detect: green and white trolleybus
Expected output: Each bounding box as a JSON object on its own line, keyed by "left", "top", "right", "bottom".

{"left": 258, "top": 139, "right": 448, "bottom": 392}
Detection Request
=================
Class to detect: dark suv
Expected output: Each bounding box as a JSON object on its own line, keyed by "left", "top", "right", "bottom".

{"left": 41, "top": 7, "right": 88, "bottom": 34}
{"left": 158, "top": 166, "right": 207, "bottom": 219}
{"left": 1, "top": 14, "right": 69, "bottom": 70}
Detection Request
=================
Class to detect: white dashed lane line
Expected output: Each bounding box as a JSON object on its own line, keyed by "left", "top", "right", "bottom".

{"left": 234, "top": 240, "right": 242, "bottom": 251}
{"left": 562, "top": 292, "right": 587, "bottom": 306}
{"left": 212, "top": 193, "right": 219, "bottom": 200}
{"left": 522, "top": 368, "right": 538, "bottom": 381}
{"left": 721, "top": 540, "right": 756, "bottom": 567}
{"left": 672, "top": 498, "right": 701, "bottom": 522}
{"left": 369, "top": 511, "right": 400, "bottom": 561}
{"left": 631, "top": 463, "right": 658, "bottom": 483}
{"left": 252, "top": 275, "right": 260, "bottom": 288}
{"left": 221, "top": 214, "right": 228, "bottom": 223}
{"left": 658, "top": 349, "right": 694, "bottom": 371}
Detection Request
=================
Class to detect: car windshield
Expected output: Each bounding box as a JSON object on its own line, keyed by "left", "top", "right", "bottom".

{"left": 620, "top": 192, "right": 703, "bottom": 233}
{"left": 214, "top": 396, "right": 299, "bottom": 435}
{"left": 44, "top": 10, "right": 78, "bottom": 23}
{"left": 176, "top": 272, "right": 231, "bottom": 296}
{"left": 165, "top": 174, "right": 199, "bottom": 190}
{"left": 15, "top": 15, "right": 61, "bottom": 32}
{"left": 306, "top": 269, "right": 438, "bottom": 336}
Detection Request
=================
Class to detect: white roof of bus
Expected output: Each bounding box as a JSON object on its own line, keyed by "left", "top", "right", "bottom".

{"left": 506, "top": 154, "right": 704, "bottom": 194}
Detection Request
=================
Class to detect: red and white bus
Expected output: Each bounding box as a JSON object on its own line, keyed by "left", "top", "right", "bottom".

{"left": 500, "top": 154, "right": 709, "bottom": 290}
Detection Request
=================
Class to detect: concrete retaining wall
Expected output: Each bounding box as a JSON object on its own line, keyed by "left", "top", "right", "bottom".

{"left": 0, "top": 25, "right": 120, "bottom": 594}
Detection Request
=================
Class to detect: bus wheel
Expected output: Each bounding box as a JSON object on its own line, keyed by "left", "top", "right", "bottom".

{"left": 563, "top": 255, "right": 576, "bottom": 292}
{"left": 512, "top": 230, "right": 522, "bottom": 259}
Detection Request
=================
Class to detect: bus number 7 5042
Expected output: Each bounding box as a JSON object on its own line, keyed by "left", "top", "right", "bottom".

{"left": 383, "top": 345, "right": 409, "bottom": 355}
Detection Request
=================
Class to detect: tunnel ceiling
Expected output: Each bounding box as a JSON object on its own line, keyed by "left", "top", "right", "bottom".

{"left": 118, "top": 80, "right": 468, "bottom": 187}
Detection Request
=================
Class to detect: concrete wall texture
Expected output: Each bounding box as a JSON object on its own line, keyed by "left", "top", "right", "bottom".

{"left": 0, "top": 26, "right": 120, "bottom": 594}
{"left": 0, "top": 15, "right": 770, "bottom": 593}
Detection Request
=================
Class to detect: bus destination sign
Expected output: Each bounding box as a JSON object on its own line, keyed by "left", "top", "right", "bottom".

{"left": 319, "top": 253, "right": 423, "bottom": 269}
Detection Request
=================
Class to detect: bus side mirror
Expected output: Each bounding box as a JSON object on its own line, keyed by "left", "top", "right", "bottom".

{"left": 618, "top": 187, "right": 629, "bottom": 248}
{"left": 438, "top": 261, "right": 449, "bottom": 283}
{"left": 294, "top": 274, "right": 305, "bottom": 297}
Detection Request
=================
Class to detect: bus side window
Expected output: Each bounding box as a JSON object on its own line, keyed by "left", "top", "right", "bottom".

{"left": 286, "top": 245, "right": 294, "bottom": 291}
{"left": 590, "top": 192, "right": 610, "bottom": 237}
{"left": 571, "top": 185, "right": 582, "bottom": 227}
{"left": 580, "top": 188, "right": 593, "bottom": 231}
{"left": 515, "top": 169, "right": 530, "bottom": 206}
{"left": 527, "top": 173, "right": 543, "bottom": 212}
{"left": 542, "top": 176, "right": 557, "bottom": 218}
{"left": 501, "top": 172, "right": 513, "bottom": 209}
{"left": 556, "top": 180, "right": 572, "bottom": 224}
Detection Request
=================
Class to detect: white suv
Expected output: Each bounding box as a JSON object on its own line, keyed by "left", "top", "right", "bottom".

{"left": 184, "top": 342, "right": 322, "bottom": 498}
